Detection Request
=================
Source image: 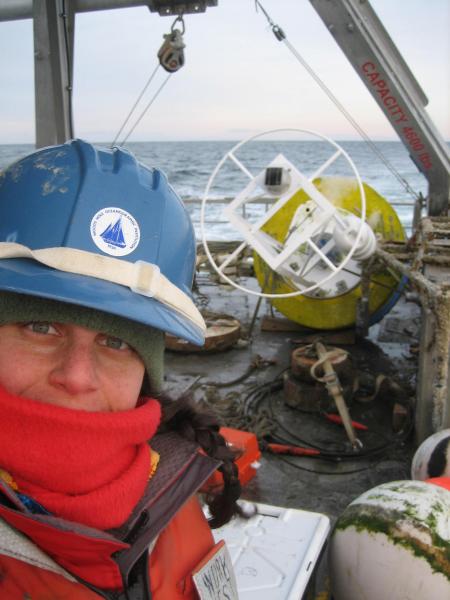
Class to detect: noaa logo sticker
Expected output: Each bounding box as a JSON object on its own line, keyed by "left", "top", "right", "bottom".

{"left": 90, "top": 207, "right": 140, "bottom": 257}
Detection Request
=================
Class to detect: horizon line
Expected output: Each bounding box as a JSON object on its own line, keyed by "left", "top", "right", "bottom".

{"left": 2, "top": 138, "right": 449, "bottom": 145}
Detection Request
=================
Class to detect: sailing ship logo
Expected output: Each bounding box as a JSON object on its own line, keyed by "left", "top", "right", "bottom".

{"left": 90, "top": 207, "right": 140, "bottom": 257}
{"left": 100, "top": 217, "right": 127, "bottom": 248}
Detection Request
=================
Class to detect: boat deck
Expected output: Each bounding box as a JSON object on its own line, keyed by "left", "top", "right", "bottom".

{"left": 164, "top": 272, "right": 420, "bottom": 595}
{"left": 165, "top": 272, "right": 419, "bottom": 513}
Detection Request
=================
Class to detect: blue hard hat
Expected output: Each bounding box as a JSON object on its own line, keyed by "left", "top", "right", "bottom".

{"left": 0, "top": 139, "right": 204, "bottom": 345}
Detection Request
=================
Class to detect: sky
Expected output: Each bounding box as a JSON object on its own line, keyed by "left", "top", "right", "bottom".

{"left": 0, "top": 0, "right": 449, "bottom": 144}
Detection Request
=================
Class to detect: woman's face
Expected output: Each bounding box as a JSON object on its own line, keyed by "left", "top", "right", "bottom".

{"left": 0, "top": 322, "right": 145, "bottom": 412}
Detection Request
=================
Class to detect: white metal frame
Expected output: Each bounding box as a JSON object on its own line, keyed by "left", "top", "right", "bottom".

{"left": 201, "top": 128, "right": 367, "bottom": 299}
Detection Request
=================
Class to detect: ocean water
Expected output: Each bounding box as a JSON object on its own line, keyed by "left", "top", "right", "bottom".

{"left": 0, "top": 140, "right": 427, "bottom": 239}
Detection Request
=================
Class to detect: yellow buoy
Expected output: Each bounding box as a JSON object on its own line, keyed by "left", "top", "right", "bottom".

{"left": 253, "top": 177, "right": 406, "bottom": 330}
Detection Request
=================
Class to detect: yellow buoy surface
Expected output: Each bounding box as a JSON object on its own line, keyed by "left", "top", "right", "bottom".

{"left": 253, "top": 177, "right": 406, "bottom": 330}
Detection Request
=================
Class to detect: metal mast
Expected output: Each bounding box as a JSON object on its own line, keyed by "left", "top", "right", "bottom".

{"left": 0, "top": 0, "right": 217, "bottom": 148}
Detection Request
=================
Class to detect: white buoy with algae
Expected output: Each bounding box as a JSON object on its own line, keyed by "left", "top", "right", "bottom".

{"left": 329, "top": 480, "right": 450, "bottom": 600}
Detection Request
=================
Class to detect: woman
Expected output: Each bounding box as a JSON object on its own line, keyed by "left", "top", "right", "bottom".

{"left": 0, "top": 139, "right": 240, "bottom": 599}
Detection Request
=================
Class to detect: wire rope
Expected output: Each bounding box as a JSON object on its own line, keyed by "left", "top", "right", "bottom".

{"left": 111, "top": 63, "right": 161, "bottom": 148}
{"left": 111, "top": 12, "right": 185, "bottom": 147}
{"left": 118, "top": 73, "right": 172, "bottom": 146}
{"left": 254, "top": 0, "right": 421, "bottom": 202}
{"left": 119, "top": 73, "right": 171, "bottom": 146}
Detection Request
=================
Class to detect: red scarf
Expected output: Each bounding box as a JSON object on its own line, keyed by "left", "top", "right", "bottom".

{"left": 0, "top": 386, "right": 161, "bottom": 530}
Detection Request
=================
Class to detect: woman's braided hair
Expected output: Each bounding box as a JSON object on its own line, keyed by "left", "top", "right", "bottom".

{"left": 156, "top": 394, "right": 242, "bottom": 529}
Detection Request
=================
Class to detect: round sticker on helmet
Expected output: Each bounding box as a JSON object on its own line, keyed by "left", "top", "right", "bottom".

{"left": 90, "top": 207, "right": 140, "bottom": 256}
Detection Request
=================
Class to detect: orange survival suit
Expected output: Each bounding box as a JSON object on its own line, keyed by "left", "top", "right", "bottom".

{"left": 0, "top": 432, "right": 221, "bottom": 599}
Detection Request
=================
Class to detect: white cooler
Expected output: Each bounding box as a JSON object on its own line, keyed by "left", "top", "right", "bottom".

{"left": 212, "top": 502, "right": 330, "bottom": 600}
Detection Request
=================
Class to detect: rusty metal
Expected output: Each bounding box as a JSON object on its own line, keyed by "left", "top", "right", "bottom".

{"left": 359, "top": 216, "right": 450, "bottom": 440}
{"left": 165, "top": 312, "right": 241, "bottom": 353}
{"left": 283, "top": 372, "right": 333, "bottom": 412}
{"left": 355, "top": 256, "right": 373, "bottom": 338}
{"left": 196, "top": 241, "right": 254, "bottom": 278}
{"left": 375, "top": 246, "right": 441, "bottom": 298}
{"left": 291, "top": 344, "right": 353, "bottom": 384}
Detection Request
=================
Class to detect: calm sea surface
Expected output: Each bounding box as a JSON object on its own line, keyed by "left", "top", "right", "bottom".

{"left": 0, "top": 140, "right": 432, "bottom": 239}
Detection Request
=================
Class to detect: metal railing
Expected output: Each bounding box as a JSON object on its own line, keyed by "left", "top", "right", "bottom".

{"left": 183, "top": 196, "right": 415, "bottom": 234}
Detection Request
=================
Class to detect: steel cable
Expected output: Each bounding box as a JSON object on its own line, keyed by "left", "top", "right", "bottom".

{"left": 118, "top": 74, "right": 172, "bottom": 146}
{"left": 254, "top": 0, "right": 421, "bottom": 202}
{"left": 111, "top": 63, "right": 162, "bottom": 148}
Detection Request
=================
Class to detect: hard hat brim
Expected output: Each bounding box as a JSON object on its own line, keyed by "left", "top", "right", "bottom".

{"left": 0, "top": 258, "right": 205, "bottom": 346}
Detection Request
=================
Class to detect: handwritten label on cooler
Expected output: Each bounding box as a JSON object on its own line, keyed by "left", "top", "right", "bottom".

{"left": 192, "top": 540, "right": 239, "bottom": 600}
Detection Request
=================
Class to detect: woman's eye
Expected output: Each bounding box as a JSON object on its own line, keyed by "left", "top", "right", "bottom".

{"left": 100, "top": 336, "right": 130, "bottom": 351}
{"left": 26, "top": 322, "right": 58, "bottom": 335}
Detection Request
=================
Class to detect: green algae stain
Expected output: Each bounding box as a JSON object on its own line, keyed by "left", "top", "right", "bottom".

{"left": 334, "top": 505, "right": 450, "bottom": 581}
